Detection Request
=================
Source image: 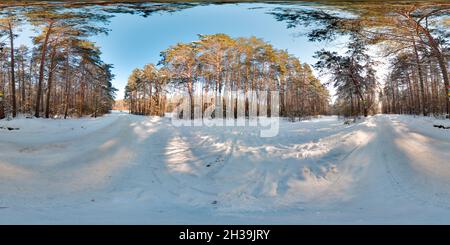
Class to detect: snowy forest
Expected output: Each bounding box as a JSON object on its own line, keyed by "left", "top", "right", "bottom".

{"left": 123, "top": 1, "right": 450, "bottom": 119}
{"left": 0, "top": 7, "right": 117, "bottom": 119}
{"left": 125, "top": 34, "right": 329, "bottom": 118}
{"left": 1, "top": 1, "right": 448, "bottom": 120}
{"left": 0, "top": 0, "right": 449, "bottom": 225}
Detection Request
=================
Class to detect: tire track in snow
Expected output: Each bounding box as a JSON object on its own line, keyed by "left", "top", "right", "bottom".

{"left": 376, "top": 116, "right": 450, "bottom": 209}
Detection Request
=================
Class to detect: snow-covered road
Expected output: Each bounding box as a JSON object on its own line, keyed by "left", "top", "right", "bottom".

{"left": 0, "top": 112, "right": 449, "bottom": 224}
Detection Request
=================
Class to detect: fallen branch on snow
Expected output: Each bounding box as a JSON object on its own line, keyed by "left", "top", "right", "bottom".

{"left": 433, "top": 124, "right": 450, "bottom": 129}
{"left": 0, "top": 126, "right": 20, "bottom": 131}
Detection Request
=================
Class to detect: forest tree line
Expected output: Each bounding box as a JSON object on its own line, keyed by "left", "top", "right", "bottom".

{"left": 272, "top": 2, "right": 450, "bottom": 117}
{"left": 0, "top": 6, "right": 116, "bottom": 120}
{"left": 1, "top": 2, "right": 448, "bottom": 120}
{"left": 125, "top": 34, "right": 330, "bottom": 119}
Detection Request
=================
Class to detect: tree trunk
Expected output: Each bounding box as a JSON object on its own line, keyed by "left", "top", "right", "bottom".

{"left": 415, "top": 21, "right": 450, "bottom": 116}
{"left": 45, "top": 48, "right": 57, "bottom": 118}
{"left": 20, "top": 55, "right": 26, "bottom": 112}
{"left": 412, "top": 38, "right": 428, "bottom": 116}
{"left": 188, "top": 80, "right": 194, "bottom": 119}
{"left": 406, "top": 73, "right": 415, "bottom": 114}
{"left": 149, "top": 81, "right": 153, "bottom": 115}
{"left": 64, "top": 47, "right": 71, "bottom": 119}
{"left": 35, "top": 21, "right": 53, "bottom": 118}
{"left": 279, "top": 76, "right": 285, "bottom": 116}
{"left": 8, "top": 21, "right": 16, "bottom": 117}
{"left": 435, "top": 54, "right": 450, "bottom": 116}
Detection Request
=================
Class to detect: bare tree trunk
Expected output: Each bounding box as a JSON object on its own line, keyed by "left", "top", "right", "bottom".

{"left": 406, "top": 73, "right": 415, "bottom": 114}
{"left": 45, "top": 48, "right": 57, "bottom": 118}
{"left": 64, "top": 47, "right": 71, "bottom": 119}
{"left": 412, "top": 38, "right": 428, "bottom": 116}
{"left": 8, "top": 21, "right": 16, "bottom": 117}
{"left": 20, "top": 55, "right": 26, "bottom": 112}
{"left": 149, "top": 81, "right": 153, "bottom": 115}
{"left": 188, "top": 80, "right": 194, "bottom": 119}
{"left": 35, "top": 21, "right": 53, "bottom": 118}
{"left": 279, "top": 76, "right": 285, "bottom": 117}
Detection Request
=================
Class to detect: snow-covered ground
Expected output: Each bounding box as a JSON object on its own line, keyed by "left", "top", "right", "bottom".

{"left": 0, "top": 112, "right": 449, "bottom": 224}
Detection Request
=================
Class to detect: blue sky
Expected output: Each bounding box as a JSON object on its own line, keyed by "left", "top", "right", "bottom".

{"left": 17, "top": 3, "right": 351, "bottom": 99}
